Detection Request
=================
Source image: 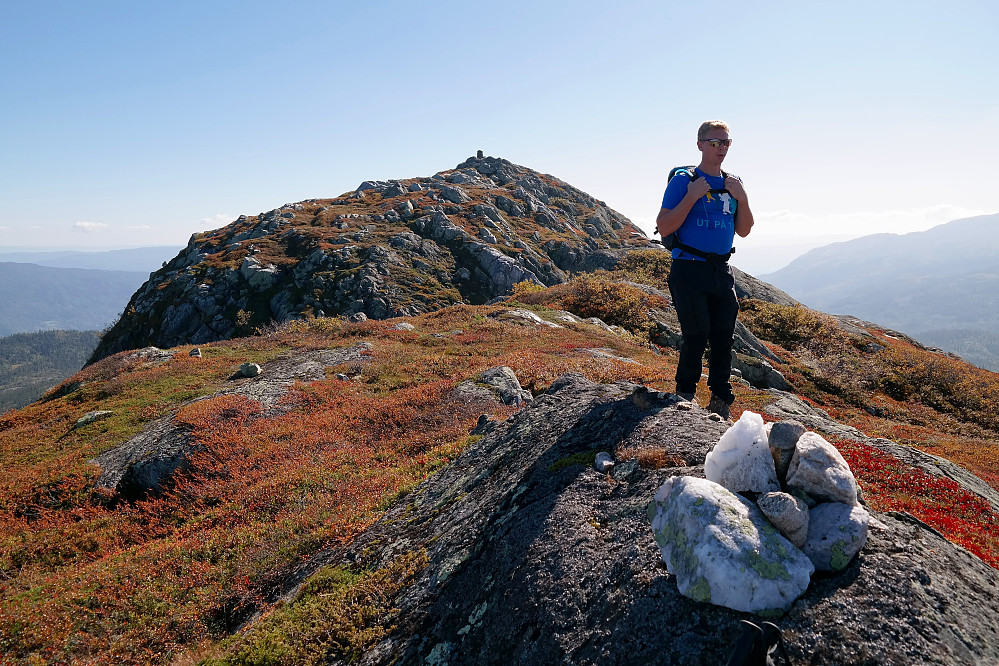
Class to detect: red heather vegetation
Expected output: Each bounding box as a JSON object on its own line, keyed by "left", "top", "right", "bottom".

{"left": 837, "top": 439, "right": 999, "bottom": 568}
{"left": 1, "top": 262, "right": 998, "bottom": 663}
{"left": 738, "top": 299, "right": 999, "bottom": 488}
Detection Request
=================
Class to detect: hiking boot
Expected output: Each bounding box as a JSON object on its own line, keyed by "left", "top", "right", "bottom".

{"left": 708, "top": 394, "right": 732, "bottom": 419}
{"left": 677, "top": 391, "right": 697, "bottom": 404}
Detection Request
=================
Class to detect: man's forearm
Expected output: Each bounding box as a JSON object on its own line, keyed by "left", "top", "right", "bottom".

{"left": 734, "top": 202, "right": 754, "bottom": 237}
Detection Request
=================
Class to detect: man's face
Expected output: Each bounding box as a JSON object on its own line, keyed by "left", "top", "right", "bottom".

{"left": 698, "top": 129, "right": 731, "bottom": 161}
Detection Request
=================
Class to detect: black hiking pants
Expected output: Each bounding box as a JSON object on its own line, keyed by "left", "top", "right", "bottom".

{"left": 667, "top": 258, "right": 739, "bottom": 403}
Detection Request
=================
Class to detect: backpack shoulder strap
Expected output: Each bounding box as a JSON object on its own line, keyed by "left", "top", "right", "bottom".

{"left": 667, "top": 165, "right": 698, "bottom": 183}
{"left": 657, "top": 166, "right": 697, "bottom": 236}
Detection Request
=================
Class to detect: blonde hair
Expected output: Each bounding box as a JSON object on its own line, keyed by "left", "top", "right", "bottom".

{"left": 698, "top": 120, "right": 730, "bottom": 140}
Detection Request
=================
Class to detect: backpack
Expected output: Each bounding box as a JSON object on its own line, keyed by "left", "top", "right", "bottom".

{"left": 658, "top": 165, "right": 736, "bottom": 262}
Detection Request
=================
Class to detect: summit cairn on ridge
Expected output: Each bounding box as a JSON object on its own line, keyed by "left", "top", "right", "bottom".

{"left": 650, "top": 411, "right": 871, "bottom": 613}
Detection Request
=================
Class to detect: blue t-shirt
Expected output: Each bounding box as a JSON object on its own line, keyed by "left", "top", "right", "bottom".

{"left": 661, "top": 168, "right": 738, "bottom": 261}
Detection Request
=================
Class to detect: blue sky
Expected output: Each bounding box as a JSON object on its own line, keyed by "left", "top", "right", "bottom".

{"left": 2, "top": 0, "right": 996, "bottom": 273}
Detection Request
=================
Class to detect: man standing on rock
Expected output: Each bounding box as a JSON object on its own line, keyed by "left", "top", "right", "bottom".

{"left": 656, "top": 120, "right": 754, "bottom": 418}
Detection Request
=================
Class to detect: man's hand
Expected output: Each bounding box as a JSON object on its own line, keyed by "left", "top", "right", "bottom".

{"left": 657, "top": 176, "right": 716, "bottom": 236}
{"left": 724, "top": 175, "right": 748, "bottom": 202}
{"left": 686, "top": 176, "right": 711, "bottom": 200}
{"left": 726, "top": 175, "right": 754, "bottom": 238}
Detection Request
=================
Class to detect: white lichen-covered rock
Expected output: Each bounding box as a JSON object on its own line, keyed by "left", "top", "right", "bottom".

{"left": 786, "top": 432, "right": 858, "bottom": 505}
{"left": 239, "top": 362, "right": 262, "bottom": 378}
{"left": 477, "top": 366, "right": 532, "bottom": 406}
{"left": 594, "top": 452, "right": 615, "bottom": 473}
{"left": 75, "top": 410, "right": 114, "bottom": 428}
{"left": 494, "top": 309, "right": 562, "bottom": 328}
{"left": 704, "top": 411, "right": 780, "bottom": 494}
{"left": 757, "top": 491, "right": 810, "bottom": 548}
{"left": 648, "top": 476, "right": 814, "bottom": 614}
{"left": 453, "top": 366, "right": 532, "bottom": 407}
{"left": 802, "top": 502, "right": 870, "bottom": 571}
{"left": 553, "top": 310, "right": 583, "bottom": 324}
{"left": 239, "top": 256, "right": 278, "bottom": 290}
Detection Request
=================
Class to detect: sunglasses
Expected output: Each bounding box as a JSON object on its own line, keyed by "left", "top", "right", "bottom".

{"left": 701, "top": 138, "right": 732, "bottom": 148}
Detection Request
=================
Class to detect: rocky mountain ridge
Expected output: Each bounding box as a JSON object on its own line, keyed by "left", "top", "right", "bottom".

{"left": 90, "top": 155, "right": 655, "bottom": 362}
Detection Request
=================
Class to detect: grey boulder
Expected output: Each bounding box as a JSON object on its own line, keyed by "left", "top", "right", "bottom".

{"left": 239, "top": 362, "right": 262, "bottom": 378}
{"left": 802, "top": 502, "right": 870, "bottom": 571}
{"left": 786, "top": 432, "right": 859, "bottom": 505}
{"left": 757, "top": 491, "right": 810, "bottom": 548}
{"left": 768, "top": 419, "right": 806, "bottom": 484}
{"left": 453, "top": 366, "right": 533, "bottom": 407}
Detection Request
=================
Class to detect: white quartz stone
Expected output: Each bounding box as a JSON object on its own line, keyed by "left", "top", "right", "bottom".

{"left": 704, "top": 411, "right": 780, "bottom": 494}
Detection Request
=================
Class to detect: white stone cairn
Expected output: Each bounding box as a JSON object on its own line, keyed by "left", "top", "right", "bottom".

{"left": 650, "top": 413, "right": 872, "bottom": 613}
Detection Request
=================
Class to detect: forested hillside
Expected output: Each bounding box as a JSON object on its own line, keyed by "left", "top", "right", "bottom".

{"left": 0, "top": 330, "right": 100, "bottom": 412}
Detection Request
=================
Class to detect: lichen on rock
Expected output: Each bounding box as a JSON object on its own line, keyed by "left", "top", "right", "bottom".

{"left": 649, "top": 475, "right": 814, "bottom": 613}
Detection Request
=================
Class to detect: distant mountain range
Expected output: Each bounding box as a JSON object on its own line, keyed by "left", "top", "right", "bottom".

{"left": 0, "top": 262, "right": 148, "bottom": 336}
{"left": 760, "top": 213, "right": 999, "bottom": 370}
{"left": 0, "top": 248, "right": 179, "bottom": 407}
{"left": 0, "top": 246, "right": 179, "bottom": 272}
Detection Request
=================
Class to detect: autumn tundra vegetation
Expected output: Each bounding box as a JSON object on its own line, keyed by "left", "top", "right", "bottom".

{"left": 1, "top": 248, "right": 998, "bottom": 664}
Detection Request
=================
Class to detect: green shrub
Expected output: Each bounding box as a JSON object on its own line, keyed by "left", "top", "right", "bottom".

{"left": 611, "top": 249, "right": 672, "bottom": 292}
{"left": 739, "top": 300, "right": 847, "bottom": 352}
{"left": 512, "top": 274, "right": 666, "bottom": 338}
